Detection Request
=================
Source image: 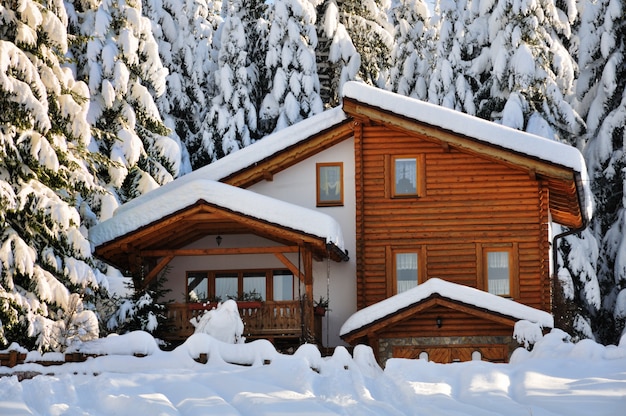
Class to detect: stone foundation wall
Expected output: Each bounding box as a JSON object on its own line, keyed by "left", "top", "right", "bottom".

{"left": 378, "top": 335, "right": 520, "bottom": 367}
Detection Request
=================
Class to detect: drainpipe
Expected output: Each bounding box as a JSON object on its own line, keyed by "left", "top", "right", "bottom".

{"left": 551, "top": 220, "right": 588, "bottom": 279}
{"left": 551, "top": 173, "right": 591, "bottom": 294}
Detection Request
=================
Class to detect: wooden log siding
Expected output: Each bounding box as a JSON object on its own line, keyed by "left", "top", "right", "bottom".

{"left": 376, "top": 305, "right": 514, "bottom": 339}
{"left": 355, "top": 125, "right": 550, "bottom": 311}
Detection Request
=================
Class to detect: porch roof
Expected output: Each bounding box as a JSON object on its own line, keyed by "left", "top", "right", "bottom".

{"left": 89, "top": 179, "right": 347, "bottom": 266}
{"left": 340, "top": 278, "right": 554, "bottom": 341}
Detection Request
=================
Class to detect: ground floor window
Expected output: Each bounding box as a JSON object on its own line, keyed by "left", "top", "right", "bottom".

{"left": 387, "top": 246, "right": 426, "bottom": 296}
{"left": 186, "top": 269, "right": 297, "bottom": 302}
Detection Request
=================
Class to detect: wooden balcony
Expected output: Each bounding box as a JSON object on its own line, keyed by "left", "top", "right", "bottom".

{"left": 162, "top": 300, "right": 322, "bottom": 347}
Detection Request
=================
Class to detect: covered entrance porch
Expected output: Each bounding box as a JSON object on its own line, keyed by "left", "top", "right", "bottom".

{"left": 89, "top": 180, "right": 348, "bottom": 348}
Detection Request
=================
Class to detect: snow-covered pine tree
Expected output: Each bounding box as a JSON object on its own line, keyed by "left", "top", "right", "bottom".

{"left": 315, "top": 0, "right": 359, "bottom": 107}
{"left": 577, "top": 0, "right": 626, "bottom": 344}
{"left": 313, "top": 0, "right": 397, "bottom": 106}
{"left": 387, "top": 0, "right": 432, "bottom": 101}
{"left": 0, "top": 0, "right": 106, "bottom": 351}
{"left": 201, "top": 0, "right": 267, "bottom": 162}
{"left": 466, "top": 0, "right": 599, "bottom": 339}
{"left": 471, "top": 0, "right": 583, "bottom": 144}
{"left": 427, "top": 0, "right": 476, "bottom": 114}
{"left": 68, "top": 0, "right": 182, "bottom": 210}
{"left": 142, "top": 0, "right": 222, "bottom": 171}
{"left": 262, "top": 0, "right": 323, "bottom": 132}
{"left": 334, "top": 0, "right": 394, "bottom": 88}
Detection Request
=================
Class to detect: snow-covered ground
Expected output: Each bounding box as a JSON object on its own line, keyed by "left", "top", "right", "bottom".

{"left": 1, "top": 329, "right": 625, "bottom": 416}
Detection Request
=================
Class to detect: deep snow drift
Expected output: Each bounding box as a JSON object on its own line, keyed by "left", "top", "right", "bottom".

{"left": 1, "top": 329, "right": 625, "bottom": 415}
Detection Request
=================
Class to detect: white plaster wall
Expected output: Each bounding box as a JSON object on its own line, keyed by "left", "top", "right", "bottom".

{"left": 249, "top": 138, "right": 357, "bottom": 347}
{"left": 163, "top": 138, "right": 357, "bottom": 347}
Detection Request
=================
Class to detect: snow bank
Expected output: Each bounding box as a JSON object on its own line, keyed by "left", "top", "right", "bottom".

{"left": 2, "top": 330, "right": 626, "bottom": 415}
{"left": 340, "top": 278, "right": 554, "bottom": 336}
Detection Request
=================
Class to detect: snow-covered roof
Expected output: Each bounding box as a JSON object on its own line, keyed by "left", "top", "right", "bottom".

{"left": 340, "top": 278, "right": 554, "bottom": 337}
{"left": 89, "top": 179, "right": 345, "bottom": 250}
{"left": 113, "top": 107, "right": 349, "bottom": 218}
{"left": 342, "top": 82, "right": 593, "bottom": 221}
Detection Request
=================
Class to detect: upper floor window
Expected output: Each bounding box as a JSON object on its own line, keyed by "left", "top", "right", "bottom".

{"left": 187, "top": 269, "right": 297, "bottom": 303}
{"left": 486, "top": 251, "right": 510, "bottom": 295}
{"left": 317, "top": 162, "right": 343, "bottom": 206}
{"left": 389, "top": 155, "right": 425, "bottom": 198}
{"left": 396, "top": 252, "right": 419, "bottom": 293}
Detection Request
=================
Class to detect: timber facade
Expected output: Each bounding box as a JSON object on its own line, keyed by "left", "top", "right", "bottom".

{"left": 352, "top": 121, "right": 552, "bottom": 309}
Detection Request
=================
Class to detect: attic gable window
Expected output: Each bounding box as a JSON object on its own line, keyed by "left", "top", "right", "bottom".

{"left": 317, "top": 162, "right": 344, "bottom": 206}
{"left": 389, "top": 155, "right": 425, "bottom": 197}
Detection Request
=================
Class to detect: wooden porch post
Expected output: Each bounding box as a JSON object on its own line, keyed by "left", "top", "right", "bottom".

{"left": 303, "top": 245, "right": 315, "bottom": 341}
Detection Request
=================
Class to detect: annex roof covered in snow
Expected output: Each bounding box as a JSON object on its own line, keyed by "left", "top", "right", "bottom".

{"left": 340, "top": 278, "right": 554, "bottom": 340}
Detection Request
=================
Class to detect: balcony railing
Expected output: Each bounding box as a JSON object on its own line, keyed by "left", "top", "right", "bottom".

{"left": 163, "top": 300, "right": 319, "bottom": 344}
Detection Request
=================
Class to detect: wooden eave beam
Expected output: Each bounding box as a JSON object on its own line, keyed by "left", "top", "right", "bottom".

{"left": 222, "top": 120, "right": 354, "bottom": 188}
{"left": 94, "top": 203, "right": 211, "bottom": 257}
{"left": 343, "top": 98, "right": 577, "bottom": 182}
{"left": 141, "top": 255, "right": 174, "bottom": 288}
{"left": 274, "top": 252, "right": 306, "bottom": 283}
{"left": 141, "top": 246, "right": 300, "bottom": 257}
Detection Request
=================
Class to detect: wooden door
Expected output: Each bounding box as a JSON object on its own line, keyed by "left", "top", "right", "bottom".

{"left": 393, "top": 344, "right": 509, "bottom": 363}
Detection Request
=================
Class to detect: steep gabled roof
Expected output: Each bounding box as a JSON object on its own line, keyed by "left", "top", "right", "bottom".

{"left": 340, "top": 278, "right": 554, "bottom": 343}
{"left": 91, "top": 82, "right": 592, "bottom": 263}
{"left": 341, "top": 82, "right": 592, "bottom": 228}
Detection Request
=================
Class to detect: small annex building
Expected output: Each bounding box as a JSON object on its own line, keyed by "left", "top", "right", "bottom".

{"left": 90, "top": 82, "right": 591, "bottom": 364}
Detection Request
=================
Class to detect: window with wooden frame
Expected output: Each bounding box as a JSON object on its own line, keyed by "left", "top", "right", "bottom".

{"left": 479, "top": 244, "right": 518, "bottom": 298}
{"left": 186, "top": 269, "right": 297, "bottom": 303}
{"left": 387, "top": 155, "right": 426, "bottom": 198}
{"left": 387, "top": 246, "right": 427, "bottom": 296}
{"left": 316, "top": 162, "right": 343, "bottom": 206}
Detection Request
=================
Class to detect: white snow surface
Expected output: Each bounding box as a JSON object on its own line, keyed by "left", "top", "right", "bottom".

{"left": 1, "top": 329, "right": 625, "bottom": 415}
{"left": 89, "top": 178, "right": 345, "bottom": 250}
{"left": 340, "top": 278, "right": 554, "bottom": 336}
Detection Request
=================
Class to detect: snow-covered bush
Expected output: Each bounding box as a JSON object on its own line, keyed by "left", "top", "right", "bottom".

{"left": 190, "top": 300, "right": 245, "bottom": 344}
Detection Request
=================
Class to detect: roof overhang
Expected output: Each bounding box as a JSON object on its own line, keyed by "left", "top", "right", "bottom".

{"left": 90, "top": 180, "right": 349, "bottom": 271}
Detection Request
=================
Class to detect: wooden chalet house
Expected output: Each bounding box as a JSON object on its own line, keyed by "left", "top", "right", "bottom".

{"left": 89, "top": 82, "right": 591, "bottom": 363}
